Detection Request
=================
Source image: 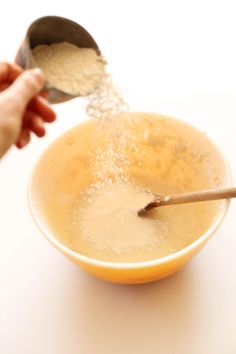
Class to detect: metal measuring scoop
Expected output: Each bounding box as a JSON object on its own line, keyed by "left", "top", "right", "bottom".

{"left": 15, "top": 16, "right": 102, "bottom": 104}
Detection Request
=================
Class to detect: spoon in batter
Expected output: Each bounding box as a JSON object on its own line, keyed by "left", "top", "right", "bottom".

{"left": 138, "top": 186, "right": 236, "bottom": 216}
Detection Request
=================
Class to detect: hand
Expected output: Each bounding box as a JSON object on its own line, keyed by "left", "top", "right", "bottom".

{"left": 0, "top": 62, "right": 56, "bottom": 158}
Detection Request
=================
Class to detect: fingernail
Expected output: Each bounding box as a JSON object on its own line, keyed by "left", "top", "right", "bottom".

{"left": 16, "top": 141, "right": 23, "bottom": 149}
{"left": 19, "top": 134, "right": 29, "bottom": 148}
{"left": 32, "top": 68, "right": 44, "bottom": 80}
{"left": 38, "top": 96, "right": 49, "bottom": 105}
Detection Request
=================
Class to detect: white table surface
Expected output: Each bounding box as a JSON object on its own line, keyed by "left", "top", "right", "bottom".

{"left": 0, "top": 1, "right": 236, "bottom": 353}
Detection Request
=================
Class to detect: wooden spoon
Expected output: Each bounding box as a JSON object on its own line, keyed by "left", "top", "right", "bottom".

{"left": 138, "top": 187, "right": 236, "bottom": 216}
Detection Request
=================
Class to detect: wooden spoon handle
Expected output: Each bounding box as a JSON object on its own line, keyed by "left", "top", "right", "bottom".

{"left": 138, "top": 187, "right": 235, "bottom": 216}
{"left": 157, "top": 187, "right": 236, "bottom": 206}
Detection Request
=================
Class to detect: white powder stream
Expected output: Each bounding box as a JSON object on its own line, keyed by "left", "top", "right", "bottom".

{"left": 34, "top": 41, "right": 169, "bottom": 258}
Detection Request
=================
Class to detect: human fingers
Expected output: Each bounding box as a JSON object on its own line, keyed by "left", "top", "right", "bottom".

{"left": 3, "top": 68, "right": 44, "bottom": 115}
{"left": 23, "top": 111, "right": 46, "bottom": 137}
{"left": 0, "top": 82, "right": 9, "bottom": 92}
{"left": 0, "top": 62, "right": 22, "bottom": 83}
{"left": 0, "top": 62, "right": 9, "bottom": 82}
{"left": 28, "top": 96, "right": 56, "bottom": 123}
{"left": 16, "top": 128, "right": 31, "bottom": 149}
{"left": 0, "top": 76, "right": 56, "bottom": 122}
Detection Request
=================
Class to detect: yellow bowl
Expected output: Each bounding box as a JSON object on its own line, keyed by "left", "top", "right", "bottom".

{"left": 28, "top": 113, "right": 231, "bottom": 284}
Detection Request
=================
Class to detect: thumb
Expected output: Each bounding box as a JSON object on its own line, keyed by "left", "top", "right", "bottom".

{"left": 5, "top": 68, "right": 44, "bottom": 113}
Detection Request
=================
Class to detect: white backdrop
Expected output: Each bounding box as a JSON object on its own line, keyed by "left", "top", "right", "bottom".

{"left": 0, "top": 1, "right": 236, "bottom": 353}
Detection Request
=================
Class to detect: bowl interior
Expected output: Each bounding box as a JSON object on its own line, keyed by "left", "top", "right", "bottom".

{"left": 29, "top": 113, "right": 231, "bottom": 267}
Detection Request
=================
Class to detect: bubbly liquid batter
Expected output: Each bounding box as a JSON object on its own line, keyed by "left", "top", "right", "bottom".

{"left": 32, "top": 113, "right": 227, "bottom": 262}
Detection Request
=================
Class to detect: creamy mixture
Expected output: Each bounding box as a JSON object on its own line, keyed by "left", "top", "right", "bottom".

{"left": 32, "top": 114, "right": 226, "bottom": 262}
